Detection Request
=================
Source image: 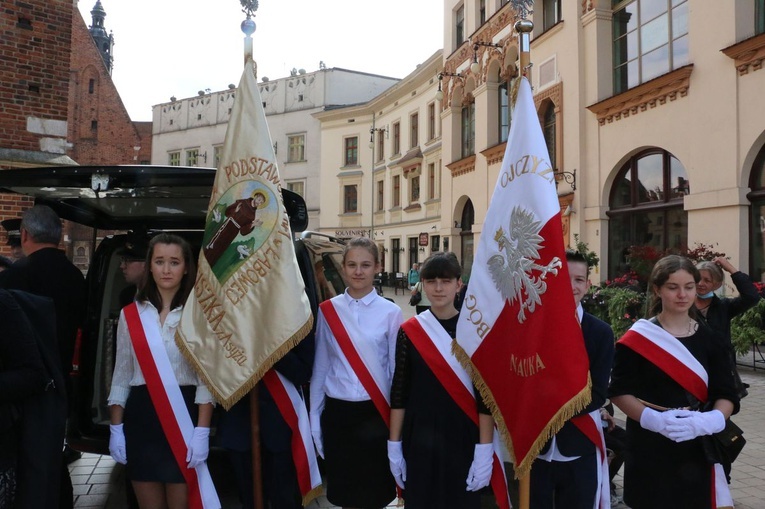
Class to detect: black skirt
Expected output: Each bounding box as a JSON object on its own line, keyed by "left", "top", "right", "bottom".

{"left": 321, "top": 397, "right": 396, "bottom": 508}
{"left": 124, "top": 385, "right": 198, "bottom": 483}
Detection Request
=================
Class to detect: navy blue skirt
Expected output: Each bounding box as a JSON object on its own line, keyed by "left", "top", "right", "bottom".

{"left": 321, "top": 397, "right": 396, "bottom": 508}
{"left": 124, "top": 385, "right": 198, "bottom": 483}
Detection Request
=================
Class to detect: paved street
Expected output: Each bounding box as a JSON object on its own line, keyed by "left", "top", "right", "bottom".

{"left": 68, "top": 288, "right": 765, "bottom": 508}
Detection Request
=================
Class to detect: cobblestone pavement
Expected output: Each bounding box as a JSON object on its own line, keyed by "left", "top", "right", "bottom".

{"left": 69, "top": 288, "right": 765, "bottom": 508}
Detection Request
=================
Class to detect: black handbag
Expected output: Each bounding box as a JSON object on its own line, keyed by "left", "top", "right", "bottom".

{"left": 691, "top": 397, "right": 747, "bottom": 465}
{"left": 409, "top": 290, "right": 422, "bottom": 306}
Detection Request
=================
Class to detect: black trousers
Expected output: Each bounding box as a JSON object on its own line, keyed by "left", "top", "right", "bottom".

{"left": 530, "top": 454, "right": 598, "bottom": 509}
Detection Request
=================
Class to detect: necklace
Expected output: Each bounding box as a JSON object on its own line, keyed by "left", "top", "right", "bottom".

{"left": 658, "top": 314, "right": 694, "bottom": 337}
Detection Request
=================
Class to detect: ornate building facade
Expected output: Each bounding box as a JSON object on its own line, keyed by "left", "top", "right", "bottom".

{"left": 434, "top": 0, "right": 765, "bottom": 282}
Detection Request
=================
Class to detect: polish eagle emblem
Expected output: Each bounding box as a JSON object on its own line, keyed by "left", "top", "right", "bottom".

{"left": 487, "top": 206, "right": 562, "bottom": 322}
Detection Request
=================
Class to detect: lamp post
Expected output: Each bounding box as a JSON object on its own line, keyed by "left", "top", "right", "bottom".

{"left": 369, "top": 114, "right": 387, "bottom": 241}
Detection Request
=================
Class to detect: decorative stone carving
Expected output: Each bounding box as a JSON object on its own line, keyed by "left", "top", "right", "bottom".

{"left": 587, "top": 65, "right": 693, "bottom": 125}
{"left": 721, "top": 32, "right": 765, "bottom": 76}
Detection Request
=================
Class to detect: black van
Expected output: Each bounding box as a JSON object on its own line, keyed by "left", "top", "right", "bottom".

{"left": 0, "top": 165, "right": 349, "bottom": 454}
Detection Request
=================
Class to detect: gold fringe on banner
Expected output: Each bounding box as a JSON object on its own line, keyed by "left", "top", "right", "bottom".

{"left": 451, "top": 339, "right": 592, "bottom": 480}
{"left": 175, "top": 314, "right": 314, "bottom": 410}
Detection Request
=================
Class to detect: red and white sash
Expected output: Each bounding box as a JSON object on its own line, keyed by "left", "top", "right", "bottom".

{"left": 124, "top": 303, "right": 220, "bottom": 509}
{"left": 401, "top": 312, "right": 512, "bottom": 509}
{"left": 262, "top": 370, "right": 322, "bottom": 506}
{"left": 319, "top": 299, "right": 392, "bottom": 426}
{"left": 570, "top": 412, "right": 610, "bottom": 509}
{"left": 619, "top": 319, "right": 733, "bottom": 509}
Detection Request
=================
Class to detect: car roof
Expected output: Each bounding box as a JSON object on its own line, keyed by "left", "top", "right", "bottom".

{"left": 0, "top": 165, "right": 307, "bottom": 231}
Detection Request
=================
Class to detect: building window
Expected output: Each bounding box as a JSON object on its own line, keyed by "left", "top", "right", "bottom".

{"left": 393, "top": 175, "right": 401, "bottom": 207}
{"left": 376, "top": 130, "right": 385, "bottom": 163}
{"left": 431, "top": 235, "right": 440, "bottom": 252}
{"left": 213, "top": 145, "right": 223, "bottom": 168}
{"left": 542, "top": 102, "right": 556, "bottom": 169}
{"left": 542, "top": 0, "right": 561, "bottom": 31}
{"left": 393, "top": 122, "right": 401, "bottom": 155}
{"left": 288, "top": 134, "right": 305, "bottom": 162}
{"left": 747, "top": 144, "right": 765, "bottom": 279}
{"left": 428, "top": 163, "right": 436, "bottom": 200}
{"left": 410, "top": 176, "right": 420, "bottom": 203}
{"left": 410, "top": 113, "right": 419, "bottom": 148}
{"left": 428, "top": 102, "right": 436, "bottom": 141}
{"left": 344, "top": 185, "right": 358, "bottom": 213}
{"left": 757, "top": 0, "right": 765, "bottom": 35}
{"left": 91, "top": 120, "right": 98, "bottom": 131}
{"left": 479, "top": 0, "right": 486, "bottom": 24}
{"left": 344, "top": 136, "right": 358, "bottom": 166}
{"left": 186, "top": 149, "right": 199, "bottom": 166}
{"left": 392, "top": 238, "right": 401, "bottom": 273}
{"left": 499, "top": 82, "right": 511, "bottom": 143}
{"left": 613, "top": 0, "right": 689, "bottom": 95}
{"left": 377, "top": 180, "right": 384, "bottom": 211}
{"left": 287, "top": 181, "right": 304, "bottom": 197}
{"left": 607, "top": 149, "right": 690, "bottom": 278}
{"left": 88, "top": 79, "right": 95, "bottom": 94}
{"left": 168, "top": 151, "right": 180, "bottom": 166}
{"left": 456, "top": 5, "right": 465, "bottom": 46}
{"left": 461, "top": 101, "right": 475, "bottom": 158}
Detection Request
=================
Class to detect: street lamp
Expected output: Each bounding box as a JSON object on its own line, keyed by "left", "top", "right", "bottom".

{"left": 369, "top": 115, "right": 387, "bottom": 240}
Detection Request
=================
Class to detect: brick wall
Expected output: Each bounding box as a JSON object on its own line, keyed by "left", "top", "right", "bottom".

{"left": 0, "top": 0, "right": 73, "bottom": 156}
{"left": 68, "top": 8, "right": 142, "bottom": 165}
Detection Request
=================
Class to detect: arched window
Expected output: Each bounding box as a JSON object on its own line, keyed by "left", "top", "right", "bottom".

{"left": 461, "top": 101, "right": 476, "bottom": 158}
{"left": 460, "top": 200, "right": 475, "bottom": 281}
{"left": 607, "top": 149, "right": 689, "bottom": 278}
{"left": 542, "top": 102, "right": 556, "bottom": 169}
{"left": 747, "top": 144, "right": 765, "bottom": 281}
{"left": 499, "top": 82, "right": 510, "bottom": 143}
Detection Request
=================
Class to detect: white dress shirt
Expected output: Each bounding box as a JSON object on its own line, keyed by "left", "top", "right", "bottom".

{"left": 107, "top": 301, "right": 214, "bottom": 407}
{"left": 310, "top": 289, "right": 403, "bottom": 418}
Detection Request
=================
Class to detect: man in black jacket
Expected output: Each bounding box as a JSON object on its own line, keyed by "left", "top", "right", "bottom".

{"left": 0, "top": 205, "right": 87, "bottom": 509}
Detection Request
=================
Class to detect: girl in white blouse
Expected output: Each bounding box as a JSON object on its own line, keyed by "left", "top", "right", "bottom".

{"left": 108, "top": 233, "right": 214, "bottom": 508}
{"left": 310, "top": 237, "right": 403, "bottom": 509}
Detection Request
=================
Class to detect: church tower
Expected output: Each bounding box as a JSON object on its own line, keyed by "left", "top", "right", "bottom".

{"left": 88, "top": 0, "right": 113, "bottom": 74}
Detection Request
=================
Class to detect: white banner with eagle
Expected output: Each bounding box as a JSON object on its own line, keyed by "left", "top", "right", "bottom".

{"left": 453, "top": 77, "right": 591, "bottom": 479}
{"left": 176, "top": 52, "right": 313, "bottom": 410}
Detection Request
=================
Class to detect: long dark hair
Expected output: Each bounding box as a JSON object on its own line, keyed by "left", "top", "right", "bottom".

{"left": 646, "top": 255, "right": 700, "bottom": 317}
{"left": 136, "top": 233, "right": 196, "bottom": 311}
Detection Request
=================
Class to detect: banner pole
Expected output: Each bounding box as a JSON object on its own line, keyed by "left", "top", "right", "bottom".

{"left": 519, "top": 473, "right": 530, "bottom": 509}
{"left": 249, "top": 387, "right": 265, "bottom": 509}
{"left": 514, "top": 12, "right": 534, "bottom": 509}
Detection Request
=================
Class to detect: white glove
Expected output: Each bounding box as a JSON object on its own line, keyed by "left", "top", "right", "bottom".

{"left": 466, "top": 443, "right": 493, "bottom": 491}
{"left": 387, "top": 440, "right": 406, "bottom": 489}
{"left": 185, "top": 427, "right": 210, "bottom": 468}
{"left": 109, "top": 423, "right": 127, "bottom": 465}
{"left": 666, "top": 410, "right": 726, "bottom": 443}
{"left": 639, "top": 408, "right": 693, "bottom": 440}
{"left": 311, "top": 420, "right": 324, "bottom": 459}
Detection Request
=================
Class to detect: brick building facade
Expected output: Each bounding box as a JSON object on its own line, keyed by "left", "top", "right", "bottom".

{"left": 1, "top": 1, "right": 151, "bottom": 263}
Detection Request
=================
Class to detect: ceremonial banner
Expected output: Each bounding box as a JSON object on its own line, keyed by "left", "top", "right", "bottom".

{"left": 454, "top": 77, "right": 591, "bottom": 478}
{"left": 177, "top": 52, "right": 313, "bottom": 410}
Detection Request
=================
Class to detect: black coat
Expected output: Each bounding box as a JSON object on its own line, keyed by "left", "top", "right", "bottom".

{"left": 0, "top": 289, "right": 48, "bottom": 463}
{"left": 0, "top": 289, "right": 67, "bottom": 508}
{"left": 0, "top": 247, "right": 86, "bottom": 378}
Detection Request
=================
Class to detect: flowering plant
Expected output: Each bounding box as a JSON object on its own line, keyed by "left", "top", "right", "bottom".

{"left": 729, "top": 281, "right": 765, "bottom": 355}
